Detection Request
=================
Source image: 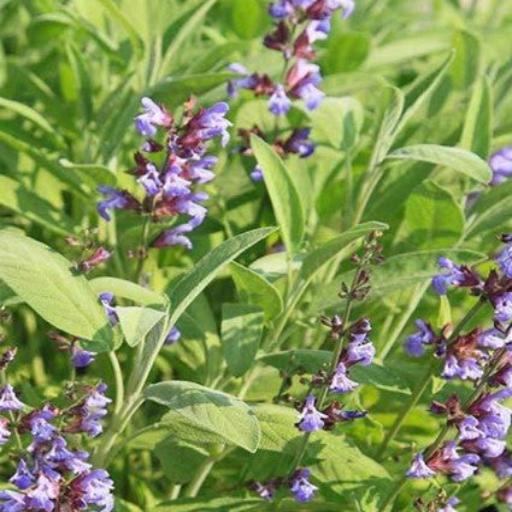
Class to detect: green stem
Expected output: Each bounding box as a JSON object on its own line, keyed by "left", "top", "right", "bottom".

{"left": 134, "top": 216, "right": 151, "bottom": 283}
{"left": 184, "top": 456, "right": 218, "bottom": 498}
{"left": 108, "top": 351, "right": 125, "bottom": 416}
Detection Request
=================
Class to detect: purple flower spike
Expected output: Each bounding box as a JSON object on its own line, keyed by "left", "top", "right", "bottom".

{"left": 297, "top": 395, "right": 327, "bottom": 432}
{"left": 71, "top": 345, "right": 96, "bottom": 369}
{"left": 69, "top": 469, "right": 114, "bottom": 512}
{"left": 0, "top": 384, "right": 24, "bottom": 412}
{"left": 290, "top": 468, "right": 318, "bottom": 503}
{"left": 497, "top": 243, "right": 512, "bottom": 278}
{"left": 0, "top": 417, "right": 10, "bottom": 445}
{"left": 405, "top": 319, "right": 436, "bottom": 357}
{"left": 406, "top": 453, "right": 436, "bottom": 479}
{"left": 269, "top": 85, "right": 292, "bottom": 116}
{"left": 329, "top": 363, "right": 358, "bottom": 393}
{"left": 489, "top": 147, "right": 512, "bottom": 185}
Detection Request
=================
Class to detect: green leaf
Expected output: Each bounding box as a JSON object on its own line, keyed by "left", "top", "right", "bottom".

{"left": 451, "top": 29, "right": 481, "bottom": 90}
{"left": 155, "top": 497, "right": 266, "bottom": 512}
{"left": 300, "top": 222, "right": 388, "bottom": 283}
{"left": 155, "top": 438, "right": 209, "bottom": 484}
{"left": 159, "top": 0, "right": 218, "bottom": 75}
{"left": 168, "top": 228, "right": 276, "bottom": 326}
{"left": 466, "top": 180, "right": 512, "bottom": 238}
{"left": 230, "top": 262, "right": 283, "bottom": 322}
{"left": 94, "top": 0, "right": 144, "bottom": 60}
{"left": 144, "top": 381, "right": 261, "bottom": 452}
{"left": 221, "top": 303, "right": 264, "bottom": 377}
{"left": 309, "top": 96, "right": 365, "bottom": 150}
{"left": 322, "top": 32, "right": 370, "bottom": 73}
{"left": 394, "top": 51, "right": 454, "bottom": 136}
{"left": 0, "top": 231, "right": 111, "bottom": 351}
{"left": 231, "top": 0, "right": 265, "bottom": 39}
{"left": 0, "top": 175, "right": 76, "bottom": 235}
{"left": 401, "top": 180, "right": 464, "bottom": 249}
{"left": 89, "top": 277, "right": 168, "bottom": 307}
{"left": 116, "top": 307, "right": 166, "bottom": 347}
{"left": 259, "top": 349, "right": 331, "bottom": 374}
{"left": 0, "top": 96, "right": 62, "bottom": 146}
{"left": 387, "top": 144, "right": 491, "bottom": 183}
{"left": 460, "top": 76, "right": 492, "bottom": 159}
{"left": 58, "top": 159, "right": 117, "bottom": 188}
{"left": 250, "top": 136, "right": 305, "bottom": 254}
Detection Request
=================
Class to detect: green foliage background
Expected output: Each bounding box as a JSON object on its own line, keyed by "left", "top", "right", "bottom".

{"left": 1, "top": 0, "right": 512, "bottom": 510}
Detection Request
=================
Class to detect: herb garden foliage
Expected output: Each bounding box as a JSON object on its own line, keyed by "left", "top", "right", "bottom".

{"left": 1, "top": 0, "right": 512, "bottom": 510}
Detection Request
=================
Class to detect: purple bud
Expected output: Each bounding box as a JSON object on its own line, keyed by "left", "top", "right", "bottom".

{"left": 164, "top": 327, "right": 181, "bottom": 345}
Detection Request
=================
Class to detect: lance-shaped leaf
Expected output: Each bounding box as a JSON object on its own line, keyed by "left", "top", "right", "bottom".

{"left": 144, "top": 381, "right": 261, "bottom": 453}
{"left": 251, "top": 135, "right": 305, "bottom": 255}
{"left": 116, "top": 307, "right": 166, "bottom": 347}
{"left": 0, "top": 231, "right": 111, "bottom": 351}
{"left": 387, "top": 144, "right": 491, "bottom": 184}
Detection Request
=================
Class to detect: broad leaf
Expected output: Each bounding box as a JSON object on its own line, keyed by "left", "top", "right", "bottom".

{"left": 251, "top": 136, "right": 305, "bottom": 255}
{"left": 387, "top": 144, "right": 491, "bottom": 183}
{"left": 58, "top": 159, "right": 117, "bottom": 188}
{"left": 221, "top": 303, "right": 264, "bottom": 377}
{"left": 0, "top": 231, "right": 111, "bottom": 351}
{"left": 144, "top": 381, "right": 261, "bottom": 452}
{"left": 230, "top": 262, "right": 283, "bottom": 321}
{"left": 116, "top": 307, "right": 166, "bottom": 347}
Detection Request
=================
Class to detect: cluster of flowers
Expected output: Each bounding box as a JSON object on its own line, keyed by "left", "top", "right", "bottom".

{"left": 404, "top": 235, "right": 512, "bottom": 508}
{"left": 228, "top": 0, "right": 354, "bottom": 181}
{"left": 0, "top": 347, "right": 114, "bottom": 511}
{"left": 97, "top": 97, "right": 231, "bottom": 250}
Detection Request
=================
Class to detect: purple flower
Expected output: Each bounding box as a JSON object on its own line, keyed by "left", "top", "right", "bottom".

{"left": 489, "top": 147, "right": 512, "bottom": 185}
{"left": 284, "top": 128, "right": 315, "bottom": 158}
{"left": 0, "top": 384, "right": 24, "bottom": 412}
{"left": 27, "top": 408, "right": 58, "bottom": 445}
{"left": 438, "top": 497, "right": 460, "bottom": 512}
{"left": 457, "top": 416, "right": 482, "bottom": 441}
{"left": 306, "top": 19, "right": 331, "bottom": 42}
{"left": 0, "top": 490, "right": 26, "bottom": 512}
{"left": 473, "top": 437, "right": 506, "bottom": 458}
{"left": 290, "top": 468, "right": 318, "bottom": 502}
{"left": 227, "top": 64, "right": 258, "bottom": 98}
{"left": 405, "top": 319, "right": 436, "bottom": 357}
{"left": 489, "top": 451, "right": 512, "bottom": 477}
{"left": 449, "top": 452, "right": 480, "bottom": 482}
{"left": 269, "top": 0, "right": 294, "bottom": 18}
{"left": 135, "top": 97, "right": 172, "bottom": 137}
{"left": 69, "top": 383, "right": 111, "bottom": 438}
{"left": 406, "top": 453, "right": 436, "bottom": 479}
{"left": 164, "top": 326, "right": 181, "bottom": 345}
{"left": 497, "top": 243, "right": 512, "bottom": 278}
{"left": 97, "top": 186, "right": 139, "bottom": 222}
{"left": 138, "top": 163, "right": 162, "bottom": 196}
{"left": 478, "top": 328, "right": 508, "bottom": 349}
{"left": 188, "top": 102, "right": 232, "bottom": 147}
{"left": 78, "top": 247, "right": 111, "bottom": 272}
{"left": 250, "top": 165, "right": 264, "bottom": 182}
{"left": 494, "top": 293, "right": 512, "bottom": 323}
{"left": 252, "top": 481, "right": 275, "bottom": 501}
{"left": 71, "top": 345, "right": 96, "bottom": 369}
{"left": 442, "top": 354, "right": 483, "bottom": 381}
{"left": 69, "top": 469, "right": 114, "bottom": 512}
{"left": 99, "top": 292, "right": 118, "bottom": 326}
{"left": 345, "top": 338, "right": 375, "bottom": 366}
{"left": 432, "top": 257, "right": 468, "bottom": 295}
{"left": 25, "top": 473, "right": 59, "bottom": 512}
{"left": 339, "top": 0, "right": 355, "bottom": 18}
{"left": 10, "top": 460, "right": 35, "bottom": 490}
{"left": 188, "top": 156, "right": 217, "bottom": 184}
{"left": 0, "top": 416, "right": 10, "bottom": 445}
{"left": 297, "top": 395, "right": 327, "bottom": 432}
{"left": 329, "top": 363, "right": 358, "bottom": 393}
{"left": 287, "top": 60, "right": 324, "bottom": 110}
{"left": 269, "top": 85, "right": 292, "bottom": 116}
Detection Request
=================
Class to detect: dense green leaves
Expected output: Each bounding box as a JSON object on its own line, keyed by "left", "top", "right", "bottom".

{"left": 250, "top": 136, "right": 305, "bottom": 255}
{"left": 144, "top": 381, "right": 261, "bottom": 452}
{"left": 387, "top": 144, "right": 492, "bottom": 183}
{"left": 0, "top": 231, "right": 111, "bottom": 350}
